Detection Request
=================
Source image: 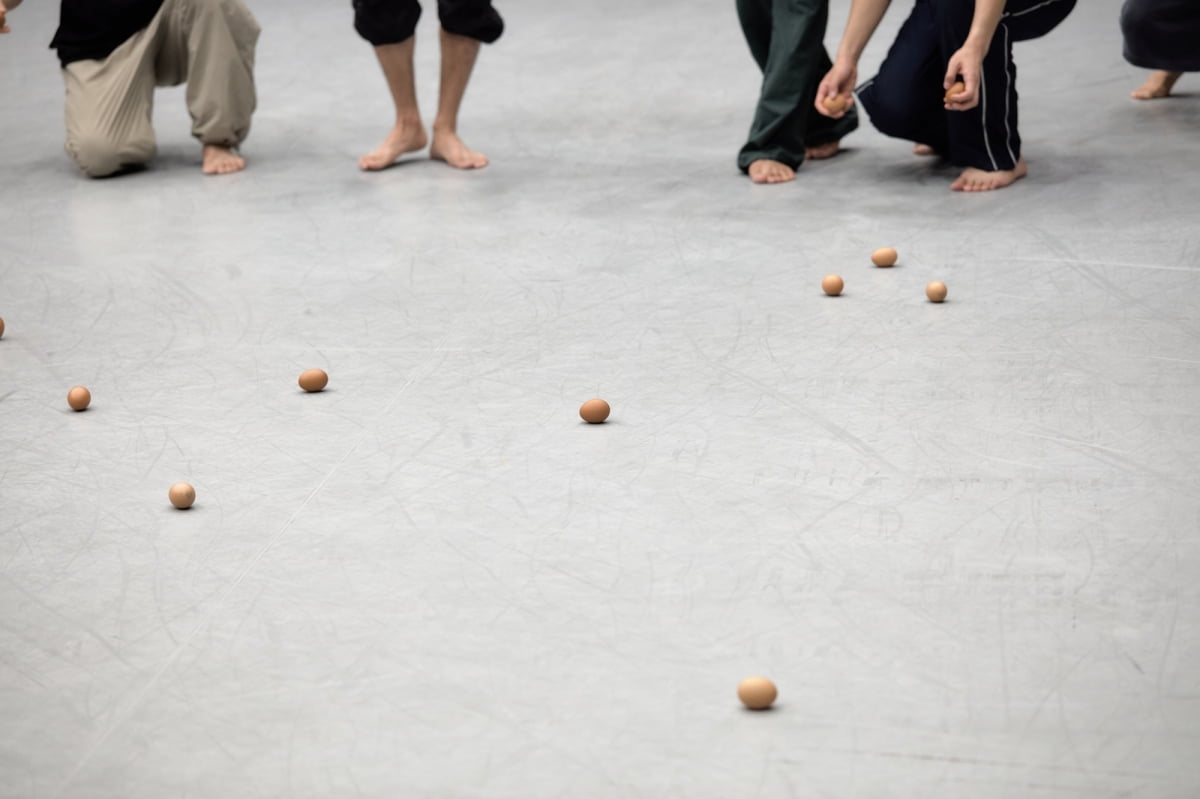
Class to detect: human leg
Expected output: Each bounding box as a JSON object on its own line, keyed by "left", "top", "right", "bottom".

{"left": 736, "top": 0, "right": 856, "bottom": 180}
{"left": 429, "top": 27, "right": 486, "bottom": 168}
{"left": 933, "top": 0, "right": 1072, "bottom": 190}
{"left": 1121, "top": 0, "right": 1199, "bottom": 97}
{"left": 855, "top": 1, "right": 948, "bottom": 156}
{"left": 62, "top": 17, "right": 163, "bottom": 177}
{"left": 353, "top": 0, "right": 428, "bottom": 169}
{"left": 736, "top": 0, "right": 794, "bottom": 182}
{"left": 156, "top": 0, "right": 261, "bottom": 174}
{"left": 430, "top": 0, "right": 503, "bottom": 169}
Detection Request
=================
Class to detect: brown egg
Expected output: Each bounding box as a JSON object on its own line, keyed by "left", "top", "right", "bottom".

{"left": 0, "top": 316, "right": 5, "bottom": 338}
{"left": 298, "top": 368, "right": 328, "bottom": 393}
{"left": 871, "top": 247, "right": 898, "bottom": 267}
{"left": 926, "top": 281, "right": 948, "bottom": 303}
{"left": 169, "top": 482, "right": 196, "bottom": 509}
{"left": 822, "top": 95, "right": 848, "bottom": 114}
{"left": 822, "top": 275, "right": 844, "bottom": 296}
{"left": 67, "top": 386, "right": 91, "bottom": 411}
{"left": 579, "top": 398, "right": 611, "bottom": 424}
{"left": 738, "top": 676, "right": 778, "bottom": 710}
{"left": 944, "top": 81, "right": 966, "bottom": 103}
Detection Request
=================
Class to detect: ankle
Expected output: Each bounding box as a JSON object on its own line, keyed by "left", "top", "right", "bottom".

{"left": 432, "top": 119, "right": 458, "bottom": 135}
{"left": 394, "top": 113, "right": 423, "bottom": 129}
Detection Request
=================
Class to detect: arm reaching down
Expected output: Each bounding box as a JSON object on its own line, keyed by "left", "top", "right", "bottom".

{"left": 815, "top": 0, "right": 893, "bottom": 118}
{"left": 943, "top": 0, "right": 1006, "bottom": 110}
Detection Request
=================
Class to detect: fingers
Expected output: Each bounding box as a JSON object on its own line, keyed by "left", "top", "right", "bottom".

{"left": 943, "top": 62, "right": 959, "bottom": 92}
{"left": 815, "top": 67, "right": 856, "bottom": 118}
{"left": 945, "top": 70, "right": 980, "bottom": 111}
{"left": 817, "top": 92, "right": 853, "bottom": 119}
{"left": 944, "top": 46, "right": 984, "bottom": 111}
{"left": 959, "top": 71, "right": 980, "bottom": 110}
{"left": 814, "top": 76, "right": 840, "bottom": 117}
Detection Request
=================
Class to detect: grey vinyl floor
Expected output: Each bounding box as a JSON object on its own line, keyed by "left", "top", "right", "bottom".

{"left": 2, "top": 1, "right": 1199, "bottom": 797}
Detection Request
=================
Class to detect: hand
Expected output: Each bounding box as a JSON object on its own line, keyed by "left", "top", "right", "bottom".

{"left": 815, "top": 60, "right": 858, "bottom": 118}
{"left": 943, "top": 46, "right": 984, "bottom": 111}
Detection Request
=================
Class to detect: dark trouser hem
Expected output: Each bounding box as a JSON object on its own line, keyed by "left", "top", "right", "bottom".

{"left": 1121, "top": 0, "right": 1200, "bottom": 72}
{"left": 857, "top": 0, "right": 1074, "bottom": 172}
{"left": 737, "top": 109, "right": 857, "bottom": 172}
{"left": 353, "top": 0, "right": 503, "bottom": 46}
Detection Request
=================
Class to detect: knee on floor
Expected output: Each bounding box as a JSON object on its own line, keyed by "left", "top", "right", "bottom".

{"left": 67, "top": 134, "right": 150, "bottom": 178}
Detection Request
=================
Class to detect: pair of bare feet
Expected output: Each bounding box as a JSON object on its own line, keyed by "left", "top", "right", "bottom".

{"left": 198, "top": 123, "right": 489, "bottom": 176}
{"left": 748, "top": 139, "right": 1025, "bottom": 191}
{"left": 358, "top": 119, "right": 487, "bottom": 171}
{"left": 911, "top": 143, "right": 1028, "bottom": 192}
{"left": 747, "top": 140, "right": 841, "bottom": 184}
{"left": 200, "top": 70, "right": 1186, "bottom": 179}
{"left": 1131, "top": 70, "right": 1183, "bottom": 100}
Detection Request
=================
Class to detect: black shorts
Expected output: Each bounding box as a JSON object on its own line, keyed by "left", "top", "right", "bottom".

{"left": 353, "top": 0, "right": 503, "bottom": 46}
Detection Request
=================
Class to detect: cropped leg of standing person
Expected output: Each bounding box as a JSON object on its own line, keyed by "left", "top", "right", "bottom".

{"left": 736, "top": 0, "right": 857, "bottom": 184}
{"left": 353, "top": 0, "right": 503, "bottom": 171}
{"left": 60, "top": 0, "right": 259, "bottom": 177}
{"left": 1121, "top": 0, "right": 1200, "bottom": 99}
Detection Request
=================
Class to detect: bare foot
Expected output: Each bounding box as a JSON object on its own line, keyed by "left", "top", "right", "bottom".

{"left": 359, "top": 118, "right": 428, "bottom": 171}
{"left": 913, "top": 143, "right": 937, "bottom": 156}
{"left": 1132, "top": 70, "right": 1183, "bottom": 100}
{"left": 430, "top": 127, "right": 488, "bottom": 169}
{"left": 202, "top": 145, "right": 246, "bottom": 175}
{"left": 747, "top": 159, "right": 795, "bottom": 184}
{"left": 805, "top": 141, "right": 840, "bottom": 160}
{"left": 951, "top": 157, "right": 1028, "bottom": 192}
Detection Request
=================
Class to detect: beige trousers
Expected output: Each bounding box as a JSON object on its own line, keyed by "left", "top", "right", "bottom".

{"left": 62, "top": 0, "right": 261, "bottom": 177}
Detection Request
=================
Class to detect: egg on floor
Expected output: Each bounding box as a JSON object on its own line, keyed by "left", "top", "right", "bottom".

{"left": 169, "top": 482, "right": 196, "bottom": 509}
{"left": 299, "top": 369, "right": 329, "bottom": 393}
{"left": 738, "top": 676, "right": 778, "bottom": 710}
{"left": 822, "top": 275, "right": 844, "bottom": 296}
{"left": 926, "top": 281, "right": 948, "bottom": 303}
{"left": 579, "top": 399, "right": 611, "bottom": 424}
{"left": 67, "top": 386, "right": 91, "bottom": 411}
{"left": 871, "top": 247, "right": 898, "bottom": 267}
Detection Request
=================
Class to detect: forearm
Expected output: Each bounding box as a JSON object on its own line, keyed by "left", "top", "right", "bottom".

{"left": 964, "top": 0, "right": 1005, "bottom": 53}
{"left": 834, "top": 0, "right": 893, "bottom": 64}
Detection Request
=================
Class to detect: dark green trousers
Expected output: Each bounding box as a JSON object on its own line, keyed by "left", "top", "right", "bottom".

{"left": 737, "top": 0, "right": 857, "bottom": 171}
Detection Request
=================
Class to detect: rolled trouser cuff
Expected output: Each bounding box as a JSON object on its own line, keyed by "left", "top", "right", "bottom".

{"left": 439, "top": 0, "right": 503, "bottom": 43}
{"left": 353, "top": 0, "right": 422, "bottom": 45}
